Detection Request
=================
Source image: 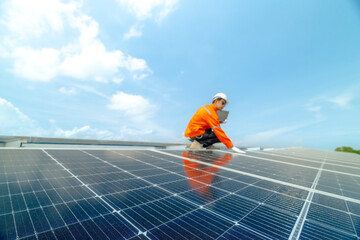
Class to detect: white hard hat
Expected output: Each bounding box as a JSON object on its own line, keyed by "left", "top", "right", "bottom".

{"left": 212, "top": 93, "right": 228, "bottom": 103}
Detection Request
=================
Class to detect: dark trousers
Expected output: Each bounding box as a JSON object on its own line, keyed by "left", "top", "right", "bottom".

{"left": 190, "top": 129, "right": 220, "bottom": 147}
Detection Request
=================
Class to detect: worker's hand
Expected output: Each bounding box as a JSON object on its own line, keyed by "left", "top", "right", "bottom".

{"left": 220, "top": 119, "right": 227, "bottom": 124}
{"left": 232, "top": 147, "right": 246, "bottom": 154}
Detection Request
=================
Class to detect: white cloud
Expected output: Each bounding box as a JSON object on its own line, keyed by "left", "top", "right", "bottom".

{"left": 242, "top": 126, "right": 300, "bottom": 144}
{"left": 59, "top": 87, "right": 77, "bottom": 95}
{"left": 307, "top": 106, "right": 322, "bottom": 112}
{"left": 306, "top": 91, "right": 356, "bottom": 112}
{"left": 1, "top": 0, "right": 151, "bottom": 82}
{"left": 112, "top": 77, "right": 124, "bottom": 84}
{"left": 74, "top": 85, "right": 109, "bottom": 98}
{"left": 327, "top": 95, "right": 354, "bottom": 109}
{"left": 12, "top": 47, "right": 60, "bottom": 81}
{"left": 124, "top": 25, "right": 143, "bottom": 40}
{"left": 240, "top": 120, "right": 323, "bottom": 147}
{"left": 0, "top": 97, "right": 157, "bottom": 140}
{"left": 117, "top": 0, "right": 178, "bottom": 21}
{"left": 2, "top": 0, "right": 78, "bottom": 40}
{"left": 0, "top": 97, "right": 45, "bottom": 136}
{"left": 108, "top": 91, "right": 156, "bottom": 122}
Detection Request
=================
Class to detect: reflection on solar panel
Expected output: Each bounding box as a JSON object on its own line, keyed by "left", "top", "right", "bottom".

{"left": 0, "top": 148, "right": 360, "bottom": 239}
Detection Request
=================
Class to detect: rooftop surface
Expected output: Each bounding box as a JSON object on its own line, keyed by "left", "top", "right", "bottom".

{"left": 0, "top": 145, "right": 360, "bottom": 239}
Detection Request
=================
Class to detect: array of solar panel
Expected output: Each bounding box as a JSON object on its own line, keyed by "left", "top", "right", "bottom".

{"left": 0, "top": 147, "right": 359, "bottom": 239}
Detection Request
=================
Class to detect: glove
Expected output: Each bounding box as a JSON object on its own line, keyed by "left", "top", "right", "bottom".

{"left": 232, "top": 147, "right": 246, "bottom": 154}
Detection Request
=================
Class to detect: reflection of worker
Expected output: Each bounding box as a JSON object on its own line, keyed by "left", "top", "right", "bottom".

{"left": 185, "top": 93, "right": 245, "bottom": 153}
{"left": 182, "top": 151, "right": 232, "bottom": 198}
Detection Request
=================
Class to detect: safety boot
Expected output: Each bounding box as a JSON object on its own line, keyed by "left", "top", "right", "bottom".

{"left": 206, "top": 145, "right": 217, "bottom": 150}
{"left": 190, "top": 140, "right": 203, "bottom": 150}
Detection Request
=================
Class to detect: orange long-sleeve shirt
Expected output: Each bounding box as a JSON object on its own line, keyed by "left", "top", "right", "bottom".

{"left": 185, "top": 104, "right": 234, "bottom": 148}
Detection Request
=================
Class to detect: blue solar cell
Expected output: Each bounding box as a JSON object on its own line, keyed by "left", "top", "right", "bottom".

{"left": 14, "top": 211, "right": 35, "bottom": 238}
{"left": 29, "top": 208, "right": 51, "bottom": 233}
{"left": 66, "top": 201, "right": 90, "bottom": 221}
{"left": 171, "top": 209, "right": 233, "bottom": 239}
{"left": 38, "top": 180, "right": 53, "bottom": 190}
{"left": 8, "top": 182, "right": 21, "bottom": 195}
{"left": 92, "top": 216, "right": 125, "bottom": 239}
{"left": 55, "top": 188, "right": 74, "bottom": 202}
{"left": 143, "top": 173, "right": 185, "bottom": 184}
{"left": 55, "top": 204, "right": 78, "bottom": 225}
{"left": 351, "top": 215, "right": 360, "bottom": 237}
{"left": 159, "top": 179, "right": 203, "bottom": 193}
{"left": 105, "top": 187, "right": 171, "bottom": 210}
{"left": 0, "top": 195, "right": 11, "bottom": 215}
{"left": 348, "top": 202, "right": 360, "bottom": 215}
{"left": 241, "top": 205, "right": 297, "bottom": 240}
{"left": 307, "top": 203, "right": 355, "bottom": 234}
{"left": 206, "top": 194, "right": 259, "bottom": 221}
{"left": 81, "top": 218, "right": 110, "bottom": 240}
{"left": 18, "top": 181, "right": 33, "bottom": 194}
{"left": 277, "top": 185, "right": 308, "bottom": 199}
{"left": 45, "top": 189, "right": 63, "bottom": 204}
{"left": 11, "top": 194, "right": 27, "bottom": 212}
{"left": 0, "top": 214, "right": 16, "bottom": 240}
{"left": 86, "top": 198, "right": 112, "bottom": 215}
{"left": 103, "top": 214, "right": 138, "bottom": 239}
{"left": 36, "top": 230, "right": 57, "bottom": 240}
{"left": 121, "top": 197, "right": 196, "bottom": 232}
{"left": 179, "top": 186, "right": 229, "bottom": 205}
{"left": 43, "top": 205, "right": 66, "bottom": 229}
{"left": 28, "top": 180, "right": 43, "bottom": 191}
{"left": 53, "top": 226, "right": 75, "bottom": 240}
{"left": 34, "top": 191, "right": 52, "bottom": 207}
{"left": 264, "top": 193, "right": 305, "bottom": 214}
{"left": 0, "top": 183, "right": 9, "bottom": 196}
{"left": 218, "top": 224, "right": 268, "bottom": 240}
{"left": 212, "top": 179, "right": 248, "bottom": 192}
{"left": 76, "top": 199, "right": 104, "bottom": 218}
{"left": 299, "top": 220, "right": 357, "bottom": 240}
{"left": 236, "top": 185, "right": 273, "bottom": 202}
{"left": 6, "top": 173, "right": 17, "bottom": 182}
{"left": 0, "top": 174, "right": 6, "bottom": 182}
{"left": 67, "top": 223, "right": 92, "bottom": 240}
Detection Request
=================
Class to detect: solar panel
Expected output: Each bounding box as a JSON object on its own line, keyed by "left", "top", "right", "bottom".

{"left": 0, "top": 147, "right": 359, "bottom": 239}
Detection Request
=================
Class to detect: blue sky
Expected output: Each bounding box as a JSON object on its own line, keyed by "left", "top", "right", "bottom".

{"left": 1, "top": 0, "right": 360, "bottom": 150}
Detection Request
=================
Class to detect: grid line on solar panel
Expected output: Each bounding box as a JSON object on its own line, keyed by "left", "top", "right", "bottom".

{"left": 250, "top": 149, "right": 360, "bottom": 173}
{"left": 21, "top": 213, "right": 140, "bottom": 240}
{"left": 299, "top": 219, "right": 358, "bottom": 240}
{"left": 82, "top": 150, "right": 280, "bottom": 238}
{"left": 152, "top": 150, "right": 360, "bottom": 238}
{"left": 107, "top": 149, "right": 324, "bottom": 239}
{"left": 160, "top": 150, "right": 313, "bottom": 189}
{"left": 41, "top": 149, "right": 143, "bottom": 238}
{"left": 83, "top": 151, "right": 237, "bottom": 237}
{"left": 307, "top": 204, "right": 356, "bottom": 235}
{"left": 216, "top": 149, "right": 360, "bottom": 180}
{"left": 271, "top": 149, "right": 360, "bottom": 168}
{"left": 154, "top": 150, "right": 360, "bottom": 206}
{"left": 22, "top": 200, "right": 139, "bottom": 239}
{"left": 123, "top": 150, "right": 312, "bottom": 217}
{"left": 241, "top": 205, "right": 298, "bottom": 240}
{"left": 2, "top": 148, "right": 359, "bottom": 240}
{"left": 288, "top": 152, "right": 328, "bottom": 240}
{"left": 47, "top": 150, "right": 262, "bottom": 221}
{"left": 151, "top": 150, "right": 354, "bottom": 223}
{"left": 217, "top": 224, "right": 270, "bottom": 240}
